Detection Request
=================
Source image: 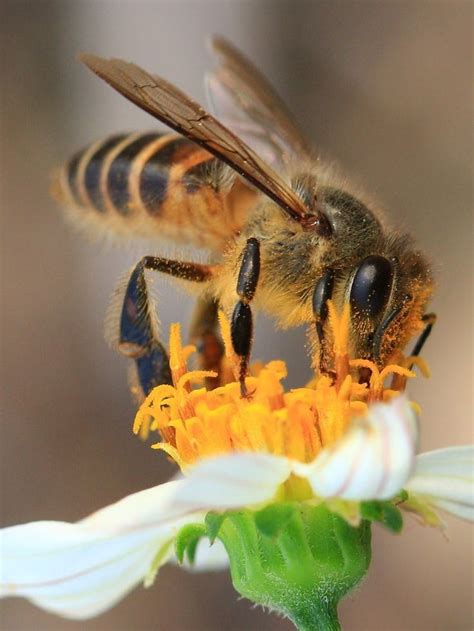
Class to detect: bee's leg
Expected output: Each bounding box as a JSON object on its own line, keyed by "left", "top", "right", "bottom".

{"left": 118, "top": 256, "right": 213, "bottom": 397}
{"left": 409, "top": 312, "right": 437, "bottom": 361}
{"left": 189, "top": 295, "right": 224, "bottom": 389}
{"left": 230, "top": 238, "right": 261, "bottom": 397}
{"left": 312, "top": 269, "right": 336, "bottom": 373}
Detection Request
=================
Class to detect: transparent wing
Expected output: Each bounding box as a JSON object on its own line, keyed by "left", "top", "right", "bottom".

{"left": 79, "top": 53, "right": 310, "bottom": 223}
{"left": 205, "top": 36, "right": 312, "bottom": 168}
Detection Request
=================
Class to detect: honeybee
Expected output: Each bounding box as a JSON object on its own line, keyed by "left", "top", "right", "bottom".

{"left": 53, "top": 37, "right": 435, "bottom": 397}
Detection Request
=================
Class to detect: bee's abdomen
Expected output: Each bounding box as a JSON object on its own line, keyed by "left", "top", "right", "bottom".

{"left": 53, "top": 132, "right": 243, "bottom": 248}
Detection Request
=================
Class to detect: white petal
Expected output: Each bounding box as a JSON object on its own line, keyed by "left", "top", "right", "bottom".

{"left": 431, "top": 499, "right": 474, "bottom": 521}
{"left": 0, "top": 454, "right": 290, "bottom": 620}
{"left": 294, "top": 396, "right": 418, "bottom": 500}
{"left": 0, "top": 480, "right": 205, "bottom": 620}
{"left": 173, "top": 452, "right": 292, "bottom": 511}
{"left": 406, "top": 446, "right": 474, "bottom": 521}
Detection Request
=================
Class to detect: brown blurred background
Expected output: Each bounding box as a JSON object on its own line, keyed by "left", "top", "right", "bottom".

{"left": 1, "top": 1, "right": 472, "bottom": 630}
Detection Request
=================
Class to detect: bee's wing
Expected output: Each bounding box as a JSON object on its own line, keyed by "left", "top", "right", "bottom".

{"left": 79, "top": 54, "right": 309, "bottom": 223}
{"left": 205, "top": 36, "right": 312, "bottom": 168}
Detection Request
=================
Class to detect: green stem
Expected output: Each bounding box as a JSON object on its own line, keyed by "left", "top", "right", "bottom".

{"left": 288, "top": 598, "right": 341, "bottom": 631}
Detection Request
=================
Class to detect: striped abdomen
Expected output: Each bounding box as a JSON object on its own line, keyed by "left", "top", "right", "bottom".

{"left": 52, "top": 132, "right": 252, "bottom": 250}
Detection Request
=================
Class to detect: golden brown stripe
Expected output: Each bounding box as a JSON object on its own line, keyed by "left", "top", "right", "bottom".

{"left": 99, "top": 132, "right": 143, "bottom": 216}
{"left": 75, "top": 138, "right": 107, "bottom": 208}
{"left": 128, "top": 133, "right": 178, "bottom": 216}
{"left": 78, "top": 134, "right": 128, "bottom": 212}
{"left": 65, "top": 149, "right": 84, "bottom": 206}
{"left": 106, "top": 133, "right": 162, "bottom": 215}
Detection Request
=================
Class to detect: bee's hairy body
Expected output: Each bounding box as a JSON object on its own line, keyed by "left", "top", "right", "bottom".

{"left": 55, "top": 135, "right": 374, "bottom": 319}
{"left": 57, "top": 135, "right": 430, "bottom": 360}
{"left": 54, "top": 39, "right": 435, "bottom": 398}
{"left": 54, "top": 131, "right": 252, "bottom": 249}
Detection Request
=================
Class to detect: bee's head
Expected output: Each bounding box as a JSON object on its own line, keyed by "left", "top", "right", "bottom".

{"left": 349, "top": 240, "right": 434, "bottom": 366}
{"left": 313, "top": 238, "right": 434, "bottom": 371}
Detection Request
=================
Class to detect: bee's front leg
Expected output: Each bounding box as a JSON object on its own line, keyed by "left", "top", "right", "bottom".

{"left": 114, "top": 256, "right": 213, "bottom": 398}
{"left": 409, "top": 312, "right": 437, "bottom": 362}
{"left": 312, "top": 269, "right": 336, "bottom": 374}
{"left": 230, "top": 238, "right": 261, "bottom": 397}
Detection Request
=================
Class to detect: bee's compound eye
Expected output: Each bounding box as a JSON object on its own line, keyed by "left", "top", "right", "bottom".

{"left": 350, "top": 255, "right": 394, "bottom": 318}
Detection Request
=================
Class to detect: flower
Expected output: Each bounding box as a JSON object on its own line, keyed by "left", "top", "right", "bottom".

{"left": 1, "top": 304, "right": 472, "bottom": 624}
{"left": 135, "top": 303, "right": 418, "bottom": 471}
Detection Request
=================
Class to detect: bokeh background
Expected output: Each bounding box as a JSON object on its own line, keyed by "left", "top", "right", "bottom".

{"left": 1, "top": 1, "right": 472, "bottom": 630}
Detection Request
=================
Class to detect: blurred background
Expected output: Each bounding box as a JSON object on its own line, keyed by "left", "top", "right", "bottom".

{"left": 1, "top": 1, "right": 472, "bottom": 630}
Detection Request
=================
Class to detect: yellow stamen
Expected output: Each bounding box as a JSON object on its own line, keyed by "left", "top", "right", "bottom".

{"left": 134, "top": 301, "right": 426, "bottom": 470}
{"left": 169, "top": 323, "right": 196, "bottom": 388}
{"left": 328, "top": 301, "right": 351, "bottom": 384}
{"left": 404, "top": 356, "right": 431, "bottom": 378}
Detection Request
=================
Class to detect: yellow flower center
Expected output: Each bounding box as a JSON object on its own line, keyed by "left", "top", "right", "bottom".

{"left": 133, "top": 302, "right": 428, "bottom": 471}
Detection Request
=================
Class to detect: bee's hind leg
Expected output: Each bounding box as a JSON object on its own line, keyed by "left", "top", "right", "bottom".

{"left": 189, "top": 295, "right": 224, "bottom": 389}
{"left": 115, "top": 256, "right": 214, "bottom": 398}
{"left": 230, "top": 238, "right": 261, "bottom": 397}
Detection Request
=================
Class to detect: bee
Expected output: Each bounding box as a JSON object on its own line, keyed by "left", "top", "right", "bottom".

{"left": 52, "top": 37, "right": 435, "bottom": 398}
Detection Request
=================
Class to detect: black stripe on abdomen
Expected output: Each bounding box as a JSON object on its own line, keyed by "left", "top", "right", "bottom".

{"left": 84, "top": 134, "right": 127, "bottom": 212}
{"left": 107, "top": 133, "right": 162, "bottom": 215}
{"left": 139, "top": 137, "right": 195, "bottom": 216}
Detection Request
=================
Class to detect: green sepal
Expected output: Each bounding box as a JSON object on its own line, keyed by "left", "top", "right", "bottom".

{"left": 399, "top": 491, "right": 444, "bottom": 528}
{"left": 360, "top": 499, "right": 403, "bottom": 533}
{"left": 205, "top": 511, "right": 227, "bottom": 543}
{"left": 175, "top": 523, "right": 207, "bottom": 565}
{"left": 254, "top": 502, "right": 296, "bottom": 538}
{"left": 380, "top": 503, "right": 403, "bottom": 532}
{"left": 397, "top": 489, "right": 409, "bottom": 503}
